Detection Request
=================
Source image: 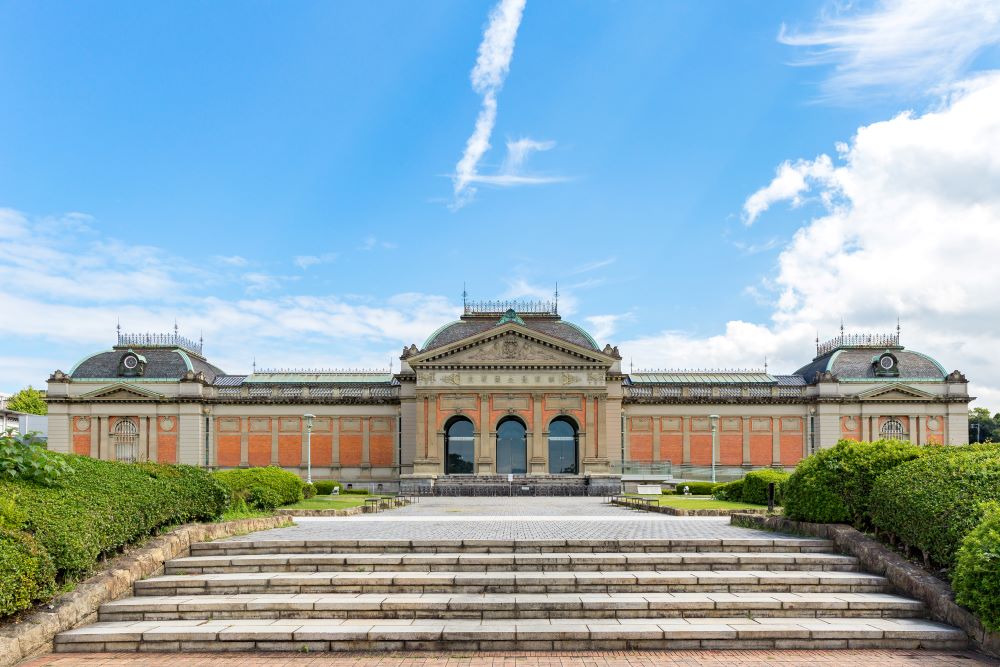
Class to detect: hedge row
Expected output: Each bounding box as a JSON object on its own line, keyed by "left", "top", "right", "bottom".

{"left": 669, "top": 481, "right": 721, "bottom": 495}
{"left": 953, "top": 503, "right": 1000, "bottom": 632}
{"left": 212, "top": 467, "right": 304, "bottom": 510}
{"left": 714, "top": 469, "right": 789, "bottom": 505}
{"left": 870, "top": 443, "right": 1000, "bottom": 568}
{"left": 314, "top": 480, "right": 344, "bottom": 495}
{"left": 782, "top": 439, "right": 924, "bottom": 525}
{"left": 0, "top": 528, "right": 56, "bottom": 618}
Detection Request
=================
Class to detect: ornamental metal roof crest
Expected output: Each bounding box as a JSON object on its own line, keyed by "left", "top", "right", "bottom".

{"left": 497, "top": 308, "right": 526, "bottom": 326}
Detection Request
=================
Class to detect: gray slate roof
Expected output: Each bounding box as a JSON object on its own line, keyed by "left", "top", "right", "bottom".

{"left": 423, "top": 316, "right": 599, "bottom": 351}
{"left": 794, "top": 348, "right": 946, "bottom": 383}
{"left": 71, "top": 347, "right": 225, "bottom": 382}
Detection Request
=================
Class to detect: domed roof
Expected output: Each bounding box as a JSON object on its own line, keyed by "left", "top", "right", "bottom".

{"left": 794, "top": 347, "right": 946, "bottom": 382}
{"left": 422, "top": 313, "right": 600, "bottom": 352}
{"left": 71, "top": 347, "right": 225, "bottom": 382}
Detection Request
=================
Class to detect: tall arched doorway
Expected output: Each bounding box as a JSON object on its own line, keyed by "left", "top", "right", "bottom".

{"left": 496, "top": 417, "right": 527, "bottom": 475}
{"left": 548, "top": 417, "right": 578, "bottom": 474}
{"left": 444, "top": 417, "right": 475, "bottom": 474}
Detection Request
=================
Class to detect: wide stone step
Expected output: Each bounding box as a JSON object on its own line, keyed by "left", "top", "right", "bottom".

{"left": 190, "top": 538, "right": 836, "bottom": 556}
{"left": 100, "top": 591, "right": 925, "bottom": 622}
{"left": 165, "top": 551, "right": 859, "bottom": 574}
{"left": 54, "top": 617, "right": 967, "bottom": 652}
{"left": 133, "top": 570, "right": 889, "bottom": 596}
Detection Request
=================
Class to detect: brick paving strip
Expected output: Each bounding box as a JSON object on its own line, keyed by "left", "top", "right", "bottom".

{"left": 17, "top": 649, "right": 1000, "bottom": 666}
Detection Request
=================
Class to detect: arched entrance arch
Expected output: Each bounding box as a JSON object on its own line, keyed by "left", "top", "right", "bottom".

{"left": 444, "top": 416, "right": 475, "bottom": 474}
{"left": 496, "top": 417, "right": 527, "bottom": 475}
{"left": 548, "top": 417, "right": 579, "bottom": 474}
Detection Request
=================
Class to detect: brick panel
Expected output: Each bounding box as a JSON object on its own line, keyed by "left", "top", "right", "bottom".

{"left": 719, "top": 433, "right": 742, "bottom": 465}
{"left": 659, "top": 433, "right": 683, "bottom": 464}
{"left": 248, "top": 434, "right": 271, "bottom": 466}
{"left": 278, "top": 434, "right": 301, "bottom": 467}
{"left": 370, "top": 432, "right": 394, "bottom": 466}
{"left": 629, "top": 432, "right": 653, "bottom": 463}
{"left": 157, "top": 435, "right": 177, "bottom": 464}
{"left": 311, "top": 434, "right": 333, "bottom": 466}
{"left": 217, "top": 434, "right": 241, "bottom": 467}
{"left": 340, "top": 433, "right": 362, "bottom": 466}
{"left": 72, "top": 434, "right": 90, "bottom": 455}
{"left": 749, "top": 435, "right": 772, "bottom": 466}
{"left": 690, "top": 434, "right": 712, "bottom": 465}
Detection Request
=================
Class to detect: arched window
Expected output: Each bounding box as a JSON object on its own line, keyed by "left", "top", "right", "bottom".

{"left": 445, "top": 417, "right": 475, "bottom": 474}
{"left": 881, "top": 417, "right": 907, "bottom": 440}
{"left": 496, "top": 417, "right": 527, "bottom": 475}
{"left": 113, "top": 418, "right": 139, "bottom": 462}
{"left": 548, "top": 417, "right": 578, "bottom": 474}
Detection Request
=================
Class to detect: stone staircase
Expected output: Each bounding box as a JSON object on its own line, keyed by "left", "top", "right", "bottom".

{"left": 54, "top": 536, "right": 967, "bottom": 652}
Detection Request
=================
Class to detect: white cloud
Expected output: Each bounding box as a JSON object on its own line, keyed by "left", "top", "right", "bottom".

{"left": 742, "top": 155, "right": 836, "bottom": 225}
{"left": 360, "top": 236, "right": 398, "bottom": 251}
{"left": 215, "top": 255, "right": 248, "bottom": 267}
{"left": 293, "top": 253, "right": 337, "bottom": 270}
{"left": 621, "top": 72, "right": 1000, "bottom": 408}
{"left": 451, "top": 0, "right": 565, "bottom": 208}
{"left": 780, "top": 0, "right": 1000, "bottom": 101}
{"left": 584, "top": 314, "right": 626, "bottom": 343}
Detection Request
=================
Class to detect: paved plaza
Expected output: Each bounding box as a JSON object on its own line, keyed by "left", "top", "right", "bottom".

{"left": 233, "top": 497, "right": 779, "bottom": 542}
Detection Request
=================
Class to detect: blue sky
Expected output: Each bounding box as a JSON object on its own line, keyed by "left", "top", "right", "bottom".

{"left": 2, "top": 1, "right": 1000, "bottom": 404}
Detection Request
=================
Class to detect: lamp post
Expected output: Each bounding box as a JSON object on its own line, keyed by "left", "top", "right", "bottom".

{"left": 303, "top": 413, "right": 315, "bottom": 485}
{"left": 972, "top": 421, "right": 981, "bottom": 443}
{"left": 709, "top": 414, "right": 719, "bottom": 484}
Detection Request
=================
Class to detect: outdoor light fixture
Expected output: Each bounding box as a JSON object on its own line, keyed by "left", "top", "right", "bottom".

{"left": 304, "top": 413, "right": 315, "bottom": 485}
{"left": 709, "top": 414, "right": 720, "bottom": 484}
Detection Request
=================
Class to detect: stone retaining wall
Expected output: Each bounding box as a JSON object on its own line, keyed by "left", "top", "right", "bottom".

{"left": 0, "top": 516, "right": 291, "bottom": 667}
{"left": 731, "top": 513, "right": 1000, "bottom": 658}
{"left": 612, "top": 500, "right": 768, "bottom": 516}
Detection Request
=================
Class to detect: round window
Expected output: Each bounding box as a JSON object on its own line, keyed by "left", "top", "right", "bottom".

{"left": 123, "top": 355, "right": 138, "bottom": 369}
{"left": 879, "top": 355, "right": 895, "bottom": 370}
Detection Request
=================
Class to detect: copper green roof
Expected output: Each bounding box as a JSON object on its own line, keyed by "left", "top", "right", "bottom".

{"left": 630, "top": 372, "right": 776, "bottom": 384}
{"left": 243, "top": 372, "right": 393, "bottom": 384}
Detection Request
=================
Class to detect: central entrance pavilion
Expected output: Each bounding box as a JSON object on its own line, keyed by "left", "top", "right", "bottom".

{"left": 398, "top": 301, "right": 623, "bottom": 495}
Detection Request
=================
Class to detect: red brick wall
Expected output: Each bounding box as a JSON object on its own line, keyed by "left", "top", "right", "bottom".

{"left": 157, "top": 416, "right": 177, "bottom": 464}
{"left": 780, "top": 417, "right": 803, "bottom": 465}
{"left": 628, "top": 417, "right": 653, "bottom": 463}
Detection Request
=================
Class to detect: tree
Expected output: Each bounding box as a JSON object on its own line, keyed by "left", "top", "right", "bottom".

{"left": 969, "top": 407, "right": 1000, "bottom": 443}
{"left": 5, "top": 386, "right": 47, "bottom": 415}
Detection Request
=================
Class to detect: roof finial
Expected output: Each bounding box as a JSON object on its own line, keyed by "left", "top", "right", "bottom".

{"left": 554, "top": 282, "right": 559, "bottom": 314}
{"left": 252, "top": 356, "right": 256, "bottom": 373}
{"left": 764, "top": 356, "right": 768, "bottom": 373}
{"left": 462, "top": 282, "right": 467, "bottom": 311}
{"left": 840, "top": 318, "right": 844, "bottom": 336}
{"left": 174, "top": 318, "right": 179, "bottom": 336}
{"left": 896, "top": 316, "right": 901, "bottom": 338}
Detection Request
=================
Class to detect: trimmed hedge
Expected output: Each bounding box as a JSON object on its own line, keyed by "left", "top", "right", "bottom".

{"left": 212, "top": 467, "right": 304, "bottom": 510}
{"left": 953, "top": 503, "right": 1000, "bottom": 632}
{"left": 670, "top": 482, "right": 721, "bottom": 495}
{"left": 870, "top": 444, "right": 1000, "bottom": 567}
{"left": 783, "top": 439, "right": 924, "bottom": 525}
{"left": 0, "top": 454, "right": 228, "bottom": 580}
{"left": 303, "top": 483, "right": 317, "bottom": 499}
{"left": 741, "top": 469, "right": 789, "bottom": 505}
{"left": 314, "top": 480, "right": 343, "bottom": 495}
{"left": 713, "top": 479, "right": 744, "bottom": 502}
{"left": 0, "top": 528, "right": 57, "bottom": 617}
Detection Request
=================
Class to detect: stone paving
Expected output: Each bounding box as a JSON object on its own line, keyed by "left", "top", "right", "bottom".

{"left": 19, "top": 650, "right": 1000, "bottom": 666}
{"left": 229, "top": 497, "right": 781, "bottom": 542}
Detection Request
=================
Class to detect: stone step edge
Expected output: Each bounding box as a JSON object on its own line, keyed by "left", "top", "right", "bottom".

{"left": 169, "top": 552, "right": 858, "bottom": 565}
{"left": 55, "top": 618, "right": 967, "bottom": 648}
{"left": 193, "top": 538, "right": 835, "bottom": 551}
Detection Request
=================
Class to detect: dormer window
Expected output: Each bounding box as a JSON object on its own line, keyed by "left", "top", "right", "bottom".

{"left": 873, "top": 351, "right": 899, "bottom": 377}
{"left": 118, "top": 350, "right": 147, "bottom": 377}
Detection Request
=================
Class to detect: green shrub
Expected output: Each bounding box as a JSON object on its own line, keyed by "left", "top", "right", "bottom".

{"left": 0, "top": 528, "right": 57, "bottom": 617}
{"left": 0, "top": 432, "right": 74, "bottom": 485}
{"left": 672, "top": 482, "right": 721, "bottom": 495}
{"left": 870, "top": 444, "right": 1000, "bottom": 567}
{"left": 212, "top": 467, "right": 304, "bottom": 510}
{"left": 713, "top": 479, "right": 744, "bottom": 501}
{"left": 0, "top": 454, "right": 227, "bottom": 582}
{"left": 303, "top": 483, "right": 317, "bottom": 499}
{"left": 313, "top": 480, "right": 343, "bottom": 495}
{"left": 741, "top": 469, "right": 790, "bottom": 505}
{"left": 343, "top": 488, "right": 370, "bottom": 495}
{"left": 953, "top": 502, "right": 1000, "bottom": 632}
{"left": 783, "top": 439, "right": 925, "bottom": 525}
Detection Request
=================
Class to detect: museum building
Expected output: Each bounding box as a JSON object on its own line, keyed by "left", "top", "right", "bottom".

{"left": 44, "top": 300, "right": 972, "bottom": 492}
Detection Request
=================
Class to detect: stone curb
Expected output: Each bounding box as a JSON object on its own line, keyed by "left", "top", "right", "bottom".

{"left": 612, "top": 500, "right": 768, "bottom": 517}
{"left": 730, "top": 513, "right": 1000, "bottom": 659}
{"left": 274, "top": 498, "right": 411, "bottom": 517}
{"left": 0, "top": 516, "right": 291, "bottom": 667}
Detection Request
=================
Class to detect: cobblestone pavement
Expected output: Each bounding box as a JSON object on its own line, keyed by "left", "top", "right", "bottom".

{"left": 229, "top": 497, "right": 786, "bottom": 542}
{"left": 19, "top": 650, "right": 999, "bottom": 666}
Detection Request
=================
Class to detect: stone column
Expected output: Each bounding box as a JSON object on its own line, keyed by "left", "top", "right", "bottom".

{"left": 89, "top": 417, "right": 98, "bottom": 458}
{"left": 270, "top": 418, "right": 279, "bottom": 465}
{"left": 530, "top": 392, "right": 545, "bottom": 474}
{"left": 681, "top": 417, "right": 691, "bottom": 465}
{"left": 771, "top": 418, "right": 781, "bottom": 465}
{"left": 149, "top": 416, "right": 159, "bottom": 463}
{"left": 477, "top": 392, "right": 491, "bottom": 473}
{"left": 240, "top": 417, "right": 249, "bottom": 467}
{"left": 908, "top": 414, "right": 917, "bottom": 444}
{"left": 332, "top": 417, "right": 341, "bottom": 471}
{"left": 362, "top": 417, "right": 371, "bottom": 477}
{"left": 742, "top": 416, "right": 751, "bottom": 465}
{"left": 138, "top": 417, "right": 148, "bottom": 461}
{"left": 98, "top": 416, "right": 109, "bottom": 460}
{"left": 652, "top": 414, "right": 661, "bottom": 463}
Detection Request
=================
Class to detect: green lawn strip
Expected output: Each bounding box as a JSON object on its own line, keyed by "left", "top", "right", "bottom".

{"left": 280, "top": 495, "right": 388, "bottom": 510}
{"left": 627, "top": 494, "right": 767, "bottom": 510}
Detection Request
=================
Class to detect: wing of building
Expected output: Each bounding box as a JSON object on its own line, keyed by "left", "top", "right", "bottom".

{"left": 45, "top": 304, "right": 971, "bottom": 491}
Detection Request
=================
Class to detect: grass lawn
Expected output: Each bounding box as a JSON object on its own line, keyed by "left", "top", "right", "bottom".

{"left": 281, "top": 494, "right": 382, "bottom": 510}
{"left": 629, "top": 494, "right": 768, "bottom": 510}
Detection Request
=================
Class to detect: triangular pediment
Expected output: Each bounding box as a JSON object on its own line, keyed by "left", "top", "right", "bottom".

{"left": 79, "top": 383, "right": 165, "bottom": 400}
{"left": 857, "top": 383, "right": 935, "bottom": 401}
{"left": 410, "top": 324, "right": 612, "bottom": 368}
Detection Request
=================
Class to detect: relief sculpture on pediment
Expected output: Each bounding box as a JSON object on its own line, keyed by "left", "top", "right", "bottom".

{"left": 464, "top": 338, "right": 560, "bottom": 362}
